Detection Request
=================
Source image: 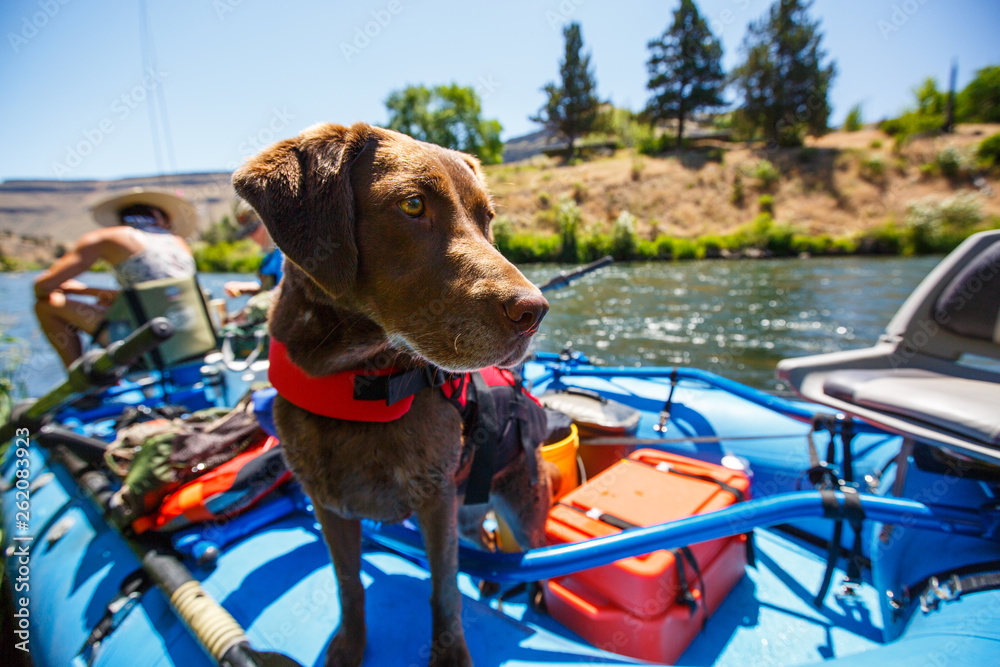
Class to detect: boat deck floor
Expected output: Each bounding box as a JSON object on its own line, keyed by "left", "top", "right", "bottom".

{"left": 93, "top": 515, "right": 883, "bottom": 667}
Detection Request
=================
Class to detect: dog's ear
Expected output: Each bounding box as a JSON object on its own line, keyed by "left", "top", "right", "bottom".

{"left": 232, "top": 122, "right": 372, "bottom": 298}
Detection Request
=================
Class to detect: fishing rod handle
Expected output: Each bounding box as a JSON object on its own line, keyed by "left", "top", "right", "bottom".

{"left": 101, "top": 317, "right": 175, "bottom": 372}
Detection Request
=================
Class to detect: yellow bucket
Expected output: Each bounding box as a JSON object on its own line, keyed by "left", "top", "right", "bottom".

{"left": 541, "top": 423, "right": 580, "bottom": 501}
{"left": 495, "top": 424, "right": 580, "bottom": 553}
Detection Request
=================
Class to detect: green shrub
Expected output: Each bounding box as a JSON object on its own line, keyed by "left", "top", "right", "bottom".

{"left": 879, "top": 112, "right": 943, "bottom": 140}
{"left": 653, "top": 236, "right": 676, "bottom": 259}
{"left": 635, "top": 239, "right": 659, "bottom": 260}
{"left": 856, "top": 221, "right": 904, "bottom": 255}
{"left": 492, "top": 215, "right": 514, "bottom": 249}
{"left": 844, "top": 104, "right": 864, "bottom": 132}
{"left": 502, "top": 234, "right": 561, "bottom": 263}
{"left": 859, "top": 155, "right": 886, "bottom": 183}
{"left": 555, "top": 198, "right": 582, "bottom": 263}
{"left": 537, "top": 191, "right": 552, "bottom": 209}
{"left": 571, "top": 181, "right": 588, "bottom": 204}
{"left": 193, "top": 240, "right": 262, "bottom": 273}
{"left": 977, "top": 132, "right": 1000, "bottom": 167}
{"left": 610, "top": 211, "right": 638, "bottom": 260}
{"left": 936, "top": 146, "right": 969, "bottom": 179}
{"left": 630, "top": 157, "right": 645, "bottom": 182}
{"left": 777, "top": 124, "right": 804, "bottom": 148}
{"left": 758, "top": 194, "right": 775, "bottom": 216}
{"left": 870, "top": 139, "right": 883, "bottom": 149}
{"left": 580, "top": 232, "right": 612, "bottom": 262}
{"left": 905, "top": 191, "right": 983, "bottom": 253}
{"left": 731, "top": 171, "right": 745, "bottom": 207}
{"left": 670, "top": 237, "right": 698, "bottom": 260}
{"left": 791, "top": 234, "right": 831, "bottom": 255}
{"left": 797, "top": 147, "right": 819, "bottom": 164}
{"left": 696, "top": 235, "right": 727, "bottom": 259}
{"left": 636, "top": 132, "right": 675, "bottom": 156}
{"left": 747, "top": 159, "right": 781, "bottom": 190}
{"left": 831, "top": 237, "right": 858, "bottom": 254}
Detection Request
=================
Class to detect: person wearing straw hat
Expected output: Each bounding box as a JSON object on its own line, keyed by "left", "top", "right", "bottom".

{"left": 33, "top": 187, "right": 198, "bottom": 368}
{"left": 220, "top": 199, "right": 283, "bottom": 328}
{"left": 223, "top": 199, "right": 283, "bottom": 299}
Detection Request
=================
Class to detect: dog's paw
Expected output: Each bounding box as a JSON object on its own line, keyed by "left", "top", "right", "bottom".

{"left": 324, "top": 629, "right": 365, "bottom": 667}
{"left": 428, "top": 640, "right": 473, "bottom": 667}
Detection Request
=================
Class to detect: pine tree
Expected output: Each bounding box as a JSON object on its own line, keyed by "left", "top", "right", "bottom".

{"left": 645, "top": 0, "right": 726, "bottom": 150}
{"left": 731, "top": 0, "right": 835, "bottom": 146}
{"left": 532, "top": 22, "right": 600, "bottom": 161}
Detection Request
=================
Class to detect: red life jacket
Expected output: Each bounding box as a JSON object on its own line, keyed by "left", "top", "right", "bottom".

{"left": 268, "top": 338, "right": 548, "bottom": 503}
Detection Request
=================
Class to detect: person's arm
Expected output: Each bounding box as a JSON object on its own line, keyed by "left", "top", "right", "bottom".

{"left": 33, "top": 230, "right": 108, "bottom": 298}
{"left": 224, "top": 281, "right": 263, "bottom": 297}
{"left": 57, "top": 279, "right": 120, "bottom": 304}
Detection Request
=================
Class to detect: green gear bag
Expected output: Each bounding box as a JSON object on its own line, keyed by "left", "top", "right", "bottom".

{"left": 104, "top": 392, "right": 263, "bottom": 523}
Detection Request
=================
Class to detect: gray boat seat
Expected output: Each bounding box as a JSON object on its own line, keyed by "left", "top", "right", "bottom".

{"left": 777, "top": 230, "right": 1000, "bottom": 464}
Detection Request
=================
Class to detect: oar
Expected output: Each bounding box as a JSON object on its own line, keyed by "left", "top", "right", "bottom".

{"left": 2, "top": 321, "right": 299, "bottom": 667}
{"left": 536, "top": 255, "right": 613, "bottom": 293}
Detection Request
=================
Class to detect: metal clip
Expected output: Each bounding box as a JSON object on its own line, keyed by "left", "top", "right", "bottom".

{"left": 653, "top": 410, "right": 670, "bottom": 433}
{"left": 919, "top": 575, "right": 963, "bottom": 613}
{"left": 836, "top": 577, "right": 862, "bottom": 600}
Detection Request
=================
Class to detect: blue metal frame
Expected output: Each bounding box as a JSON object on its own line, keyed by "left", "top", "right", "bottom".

{"left": 363, "top": 491, "right": 998, "bottom": 583}
{"left": 530, "top": 353, "right": 888, "bottom": 434}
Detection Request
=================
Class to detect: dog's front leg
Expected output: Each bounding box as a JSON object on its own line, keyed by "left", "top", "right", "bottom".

{"left": 416, "top": 490, "right": 473, "bottom": 667}
{"left": 316, "top": 506, "right": 366, "bottom": 667}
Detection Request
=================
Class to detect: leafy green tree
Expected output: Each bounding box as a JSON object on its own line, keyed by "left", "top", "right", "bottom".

{"left": 843, "top": 103, "right": 863, "bottom": 131}
{"left": 385, "top": 84, "right": 503, "bottom": 164}
{"left": 532, "top": 22, "right": 600, "bottom": 161}
{"left": 731, "top": 0, "right": 836, "bottom": 146}
{"left": 645, "top": 0, "right": 726, "bottom": 150}
{"left": 913, "top": 77, "right": 946, "bottom": 116}
{"left": 957, "top": 65, "right": 1000, "bottom": 123}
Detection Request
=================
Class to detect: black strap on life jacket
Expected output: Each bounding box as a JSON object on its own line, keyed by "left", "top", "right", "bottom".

{"left": 464, "top": 372, "right": 503, "bottom": 504}
{"left": 352, "top": 364, "right": 451, "bottom": 405}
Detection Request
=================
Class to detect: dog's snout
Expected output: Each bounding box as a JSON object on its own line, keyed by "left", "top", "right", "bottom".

{"left": 503, "top": 291, "right": 549, "bottom": 336}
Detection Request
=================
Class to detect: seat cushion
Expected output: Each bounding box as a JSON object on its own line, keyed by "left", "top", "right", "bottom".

{"left": 823, "top": 369, "right": 1000, "bottom": 446}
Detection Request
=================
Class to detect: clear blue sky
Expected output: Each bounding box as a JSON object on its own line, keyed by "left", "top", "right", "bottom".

{"left": 1, "top": 0, "right": 998, "bottom": 182}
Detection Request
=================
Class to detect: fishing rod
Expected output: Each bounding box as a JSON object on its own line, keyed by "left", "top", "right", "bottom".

{"left": 0, "top": 318, "right": 174, "bottom": 445}
{"left": 2, "top": 320, "right": 299, "bottom": 667}
{"left": 537, "top": 255, "right": 614, "bottom": 293}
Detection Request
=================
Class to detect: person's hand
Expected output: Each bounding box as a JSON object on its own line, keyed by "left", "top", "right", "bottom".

{"left": 59, "top": 278, "right": 89, "bottom": 292}
{"left": 224, "top": 281, "right": 242, "bottom": 297}
{"left": 95, "top": 289, "right": 119, "bottom": 306}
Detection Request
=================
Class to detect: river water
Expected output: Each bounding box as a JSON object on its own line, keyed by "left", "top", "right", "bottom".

{"left": 0, "top": 256, "right": 941, "bottom": 397}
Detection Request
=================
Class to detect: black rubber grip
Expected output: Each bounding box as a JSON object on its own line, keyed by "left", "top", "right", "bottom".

{"left": 108, "top": 317, "right": 174, "bottom": 367}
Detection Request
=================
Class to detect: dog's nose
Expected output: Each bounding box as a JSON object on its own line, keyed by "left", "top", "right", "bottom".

{"left": 503, "top": 291, "right": 549, "bottom": 336}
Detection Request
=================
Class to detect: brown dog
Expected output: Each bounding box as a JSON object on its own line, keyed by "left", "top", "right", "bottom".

{"left": 233, "top": 122, "right": 552, "bottom": 667}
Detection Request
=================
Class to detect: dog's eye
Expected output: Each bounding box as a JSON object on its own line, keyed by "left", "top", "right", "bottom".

{"left": 398, "top": 196, "right": 425, "bottom": 218}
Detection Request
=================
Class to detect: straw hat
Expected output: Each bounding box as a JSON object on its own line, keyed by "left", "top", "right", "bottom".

{"left": 91, "top": 187, "right": 199, "bottom": 239}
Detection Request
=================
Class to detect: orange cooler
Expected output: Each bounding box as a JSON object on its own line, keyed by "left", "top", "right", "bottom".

{"left": 543, "top": 449, "right": 751, "bottom": 664}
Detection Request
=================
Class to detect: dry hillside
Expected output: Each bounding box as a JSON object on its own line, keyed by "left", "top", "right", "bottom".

{"left": 485, "top": 124, "right": 1000, "bottom": 240}
{"left": 0, "top": 124, "right": 997, "bottom": 267}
